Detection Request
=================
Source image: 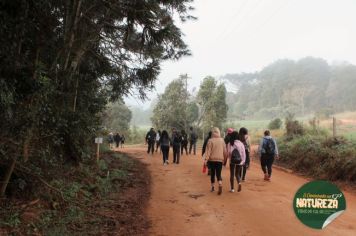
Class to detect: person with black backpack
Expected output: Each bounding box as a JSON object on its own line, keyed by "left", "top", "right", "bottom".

{"left": 159, "top": 130, "right": 171, "bottom": 165}
{"left": 181, "top": 129, "right": 188, "bottom": 155}
{"left": 171, "top": 128, "right": 182, "bottom": 164}
{"left": 227, "top": 131, "right": 246, "bottom": 192}
{"left": 145, "top": 128, "right": 156, "bottom": 155}
{"left": 258, "top": 130, "right": 279, "bottom": 181}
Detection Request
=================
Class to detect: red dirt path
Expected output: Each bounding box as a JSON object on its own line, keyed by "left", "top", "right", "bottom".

{"left": 121, "top": 146, "right": 356, "bottom": 236}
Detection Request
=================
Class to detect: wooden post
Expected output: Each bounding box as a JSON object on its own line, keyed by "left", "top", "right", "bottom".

{"left": 96, "top": 143, "right": 100, "bottom": 162}
{"left": 333, "top": 117, "right": 336, "bottom": 138}
{"left": 95, "top": 137, "right": 103, "bottom": 162}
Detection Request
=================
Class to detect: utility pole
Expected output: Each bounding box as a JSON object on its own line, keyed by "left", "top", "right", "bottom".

{"left": 179, "top": 73, "right": 190, "bottom": 131}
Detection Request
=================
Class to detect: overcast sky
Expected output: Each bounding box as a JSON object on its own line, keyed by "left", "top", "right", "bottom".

{"left": 125, "top": 0, "right": 356, "bottom": 108}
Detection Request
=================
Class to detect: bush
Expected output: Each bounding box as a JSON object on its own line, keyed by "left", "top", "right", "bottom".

{"left": 285, "top": 113, "right": 304, "bottom": 137}
{"left": 268, "top": 118, "right": 282, "bottom": 130}
{"left": 277, "top": 135, "right": 356, "bottom": 183}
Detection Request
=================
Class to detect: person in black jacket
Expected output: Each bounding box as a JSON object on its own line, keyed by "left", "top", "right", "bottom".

{"left": 146, "top": 128, "right": 156, "bottom": 155}
{"left": 181, "top": 129, "right": 188, "bottom": 155}
{"left": 239, "top": 127, "right": 250, "bottom": 181}
{"left": 189, "top": 127, "right": 197, "bottom": 155}
{"left": 171, "top": 128, "right": 182, "bottom": 164}
{"left": 159, "top": 130, "right": 171, "bottom": 165}
{"left": 114, "top": 133, "right": 121, "bottom": 148}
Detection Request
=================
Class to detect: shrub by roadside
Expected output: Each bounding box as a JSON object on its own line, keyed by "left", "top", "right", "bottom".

{"left": 277, "top": 135, "right": 356, "bottom": 183}
{"left": 0, "top": 150, "right": 150, "bottom": 235}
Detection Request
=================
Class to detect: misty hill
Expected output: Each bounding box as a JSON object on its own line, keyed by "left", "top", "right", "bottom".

{"left": 223, "top": 57, "right": 356, "bottom": 119}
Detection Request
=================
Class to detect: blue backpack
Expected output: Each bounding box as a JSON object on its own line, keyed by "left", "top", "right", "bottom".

{"left": 263, "top": 138, "right": 275, "bottom": 156}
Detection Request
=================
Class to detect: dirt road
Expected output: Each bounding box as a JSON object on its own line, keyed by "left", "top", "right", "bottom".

{"left": 121, "top": 146, "right": 356, "bottom": 236}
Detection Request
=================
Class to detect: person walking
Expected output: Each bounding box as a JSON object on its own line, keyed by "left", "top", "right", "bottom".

{"left": 224, "top": 128, "right": 234, "bottom": 146}
{"left": 227, "top": 131, "right": 246, "bottom": 192}
{"left": 155, "top": 130, "right": 161, "bottom": 153}
{"left": 258, "top": 130, "right": 279, "bottom": 181}
{"left": 108, "top": 132, "right": 114, "bottom": 149}
{"left": 181, "top": 129, "right": 188, "bottom": 155}
{"left": 146, "top": 128, "right": 156, "bottom": 155}
{"left": 171, "top": 128, "right": 182, "bottom": 164}
{"left": 159, "top": 130, "right": 171, "bottom": 165}
{"left": 120, "top": 134, "right": 125, "bottom": 148}
{"left": 202, "top": 131, "right": 212, "bottom": 176}
{"left": 189, "top": 126, "right": 197, "bottom": 155}
{"left": 203, "top": 127, "right": 227, "bottom": 195}
{"left": 239, "top": 127, "right": 250, "bottom": 181}
{"left": 114, "top": 132, "right": 121, "bottom": 148}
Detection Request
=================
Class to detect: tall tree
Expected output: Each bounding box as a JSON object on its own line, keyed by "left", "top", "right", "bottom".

{"left": 0, "top": 0, "right": 194, "bottom": 196}
{"left": 102, "top": 102, "right": 132, "bottom": 132}
{"left": 197, "top": 76, "right": 228, "bottom": 131}
{"left": 151, "top": 78, "right": 190, "bottom": 130}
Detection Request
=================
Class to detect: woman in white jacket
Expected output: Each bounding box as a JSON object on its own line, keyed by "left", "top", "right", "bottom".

{"left": 227, "top": 131, "right": 246, "bottom": 192}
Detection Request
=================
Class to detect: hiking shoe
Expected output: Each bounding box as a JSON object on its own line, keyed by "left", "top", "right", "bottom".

{"left": 238, "top": 184, "right": 242, "bottom": 192}
{"left": 211, "top": 186, "right": 215, "bottom": 192}
{"left": 230, "top": 189, "right": 235, "bottom": 193}
{"left": 218, "top": 186, "right": 222, "bottom": 195}
{"left": 264, "top": 174, "right": 269, "bottom": 181}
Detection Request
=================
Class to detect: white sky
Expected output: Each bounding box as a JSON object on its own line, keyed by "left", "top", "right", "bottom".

{"left": 125, "top": 0, "right": 356, "bottom": 108}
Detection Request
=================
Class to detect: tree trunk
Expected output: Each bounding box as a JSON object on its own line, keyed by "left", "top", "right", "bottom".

{"left": 0, "top": 157, "right": 17, "bottom": 197}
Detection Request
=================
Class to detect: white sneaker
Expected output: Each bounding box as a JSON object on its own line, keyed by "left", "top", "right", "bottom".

{"left": 230, "top": 189, "right": 235, "bottom": 193}
{"left": 166, "top": 160, "right": 169, "bottom": 164}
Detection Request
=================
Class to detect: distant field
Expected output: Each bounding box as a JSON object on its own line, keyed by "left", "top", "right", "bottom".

{"left": 229, "top": 111, "right": 356, "bottom": 142}
{"left": 343, "top": 131, "right": 356, "bottom": 141}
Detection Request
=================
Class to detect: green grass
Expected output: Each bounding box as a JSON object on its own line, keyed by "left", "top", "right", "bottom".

{"left": 238, "top": 120, "right": 270, "bottom": 130}
{"left": 344, "top": 131, "right": 356, "bottom": 141}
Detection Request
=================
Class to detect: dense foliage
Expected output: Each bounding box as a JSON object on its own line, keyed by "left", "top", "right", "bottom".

{"left": 224, "top": 57, "right": 356, "bottom": 119}
{"left": 151, "top": 76, "right": 192, "bottom": 130}
{"left": 278, "top": 135, "right": 356, "bottom": 183}
{"left": 102, "top": 102, "right": 132, "bottom": 133}
{"left": 151, "top": 75, "right": 228, "bottom": 132}
{"left": 0, "top": 0, "right": 194, "bottom": 195}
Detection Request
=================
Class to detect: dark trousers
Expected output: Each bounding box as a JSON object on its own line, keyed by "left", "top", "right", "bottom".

{"left": 181, "top": 142, "right": 188, "bottom": 155}
{"left": 189, "top": 141, "right": 196, "bottom": 155}
{"left": 156, "top": 141, "right": 160, "bottom": 152}
{"left": 241, "top": 152, "right": 250, "bottom": 180}
{"left": 161, "top": 145, "right": 169, "bottom": 163}
{"left": 230, "top": 164, "right": 242, "bottom": 190}
{"left": 173, "top": 145, "right": 181, "bottom": 163}
{"left": 147, "top": 140, "right": 155, "bottom": 154}
{"left": 261, "top": 155, "right": 275, "bottom": 177}
{"left": 210, "top": 162, "right": 223, "bottom": 183}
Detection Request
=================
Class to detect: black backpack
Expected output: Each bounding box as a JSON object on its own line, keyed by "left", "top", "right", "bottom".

{"left": 263, "top": 138, "right": 275, "bottom": 156}
{"left": 231, "top": 145, "right": 242, "bottom": 165}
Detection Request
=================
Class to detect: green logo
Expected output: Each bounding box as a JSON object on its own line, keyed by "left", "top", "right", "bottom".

{"left": 293, "top": 180, "right": 346, "bottom": 229}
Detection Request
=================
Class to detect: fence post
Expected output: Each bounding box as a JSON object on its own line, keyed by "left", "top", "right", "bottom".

{"left": 333, "top": 117, "right": 336, "bottom": 138}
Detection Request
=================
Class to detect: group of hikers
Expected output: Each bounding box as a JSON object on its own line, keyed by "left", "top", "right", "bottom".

{"left": 202, "top": 127, "right": 279, "bottom": 195}
{"left": 108, "top": 132, "right": 125, "bottom": 149}
{"left": 145, "top": 127, "right": 198, "bottom": 164}
{"left": 146, "top": 126, "right": 279, "bottom": 195}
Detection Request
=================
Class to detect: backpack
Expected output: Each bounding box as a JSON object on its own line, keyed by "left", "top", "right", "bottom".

{"left": 263, "top": 138, "right": 275, "bottom": 156}
{"left": 173, "top": 134, "right": 182, "bottom": 144}
{"left": 231, "top": 145, "right": 242, "bottom": 165}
